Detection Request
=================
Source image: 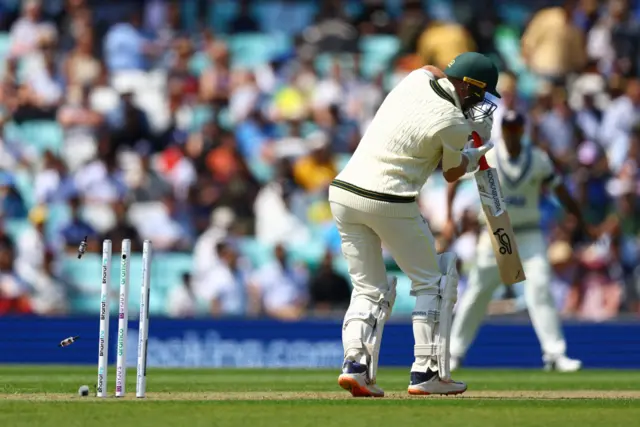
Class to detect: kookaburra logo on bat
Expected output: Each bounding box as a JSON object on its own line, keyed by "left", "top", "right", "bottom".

{"left": 493, "top": 228, "right": 512, "bottom": 255}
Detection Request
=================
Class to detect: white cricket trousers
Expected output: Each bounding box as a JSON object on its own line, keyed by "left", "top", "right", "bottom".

{"left": 450, "top": 229, "right": 567, "bottom": 359}
{"left": 329, "top": 202, "right": 442, "bottom": 301}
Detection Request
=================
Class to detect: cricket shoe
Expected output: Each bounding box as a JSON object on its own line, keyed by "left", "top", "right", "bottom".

{"left": 338, "top": 361, "right": 384, "bottom": 398}
{"left": 407, "top": 370, "right": 467, "bottom": 396}
{"left": 543, "top": 355, "right": 582, "bottom": 372}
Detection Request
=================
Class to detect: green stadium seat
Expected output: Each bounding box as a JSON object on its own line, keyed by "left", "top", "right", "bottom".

{"left": 190, "top": 104, "right": 214, "bottom": 131}
{"left": 359, "top": 35, "right": 400, "bottom": 79}
{"left": 247, "top": 158, "right": 273, "bottom": 184}
{"left": 314, "top": 53, "right": 356, "bottom": 77}
{"left": 3, "top": 121, "right": 21, "bottom": 141}
{"left": 336, "top": 153, "right": 351, "bottom": 172}
{"left": 238, "top": 238, "right": 273, "bottom": 268}
{"left": 19, "top": 121, "right": 64, "bottom": 155}
{"left": 208, "top": 0, "right": 238, "bottom": 33}
{"left": 494, "top": 26, "right": 525, "bottom": 74}
{"left": 227, "top": 33, "right": 292, "bottom": 69}
{"left": 288, "top": 239, "right": 326, "bottom": 267}
{"left": 3, "top": 218, "right": 30, "bottom": 241}
{"left": 45, "top": 203, "right": 71, "bottom": 238}
{"left": 13, "top": 169, "right": 34, "bottom": 209}
{"left": 0, "top": 33, "right": 11, "bottom": 59}
{"left": 188, "top": 51, "right": 211, "bottom": 77}
{"left": 331, "top": 256, "right": 350, "bottom": 284}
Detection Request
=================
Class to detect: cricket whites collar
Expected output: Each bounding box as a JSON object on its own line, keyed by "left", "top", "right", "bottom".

{"left": 495, "top": 139, "right": 532, "bottom": 188}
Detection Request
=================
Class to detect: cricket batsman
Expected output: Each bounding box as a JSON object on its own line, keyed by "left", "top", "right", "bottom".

{"left": 328, "top": 52, "right": 500, "bottom": 397}
{"left": 446, "top": 110, "right": 592, "bottom": 372}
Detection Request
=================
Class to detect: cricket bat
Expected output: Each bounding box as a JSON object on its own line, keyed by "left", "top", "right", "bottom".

{"left": 471, "top": 132, "right": 525, "bottom": 285}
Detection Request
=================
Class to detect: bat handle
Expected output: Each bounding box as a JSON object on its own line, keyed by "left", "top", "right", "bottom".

{"left": 471, "top": 132, "right": 490, "bottom": 171}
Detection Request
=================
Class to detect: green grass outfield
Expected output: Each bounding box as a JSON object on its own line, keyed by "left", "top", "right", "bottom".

{"left": 1, "top": 366, "right": 639, "bottom": 427}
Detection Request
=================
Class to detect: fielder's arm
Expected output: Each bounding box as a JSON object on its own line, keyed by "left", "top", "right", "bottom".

{"left": 553, "top": 183, "right": 591, "bottom": 233}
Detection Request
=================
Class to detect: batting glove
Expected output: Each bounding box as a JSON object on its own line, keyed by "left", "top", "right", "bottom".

{"left": 463, "top": 141, "right": 494, "bottom": 173}
{"left": 468, "top": 115, "right": 494, "bottom": 142}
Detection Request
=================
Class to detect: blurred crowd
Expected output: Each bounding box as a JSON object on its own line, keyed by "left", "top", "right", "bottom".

{"left": 0, "top": 0, "right": 638, "bottom": 321}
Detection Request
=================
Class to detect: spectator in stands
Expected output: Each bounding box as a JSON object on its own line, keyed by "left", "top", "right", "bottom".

{"left": 0, "top": 238, "right": 31, "bottom": 315}
{"left": 354, "top": 0, "right": 395, "bottom": 35}
{"left": 575, "top": 140, "right": 615, "bottom": 228}
{"left": 230, "top": 0, "right": 259, "bottom": 34}
{"left": 229, "top": 70, "right": 261, "bottom": 125}
{"left": 0, "top": 172, "right": 26, "bottom": 219}
{"left": 131, "top": 153, "right": 172, "bottom": 202}
{"left": 0, "top": 120, "right": 30, "bottom": 171}
{"left": 548, "top": 240, "right": 578, "bottom": 312}
{"left": 198, "top": 240, "right": 257, "bottom": 317}
{"left": 615, "top": 185, "right": 640, "bottom": 311}
{"left": 610, "top": 0, "right": 640, "bottom": 77}
{"left": 585, "top": 0, "right": 626, "bottom": 76}
{"left": 147, "top": 0, "right": 185, "bottom": 64}
{"left": 74, "top": 145, "right": 127, "bottom": 204}
{"left": 309, "top": 250, "right": 351, "bottom": 314}
{"left": 63, "top": 25, "right": 102, "bottom": 88}
{"left": 14, "top": 33, "right": 63, "bottom": 123}
{"left": 15, "top": 205, "right": 47, "bottom": 287}
{"left": 521, "top": 0, "right": 587, "bottom": 84}
{"left": 58, "top": 194, "right": 98, "bottom": 252}
{"left": 251, "top": 243, "right": 309, "bottom": 320}
{"left": 29, "top": 249, "right": 68, "bottom": 315}
{"left": 34, "top": 150, "right": 74, "bottom": 204}
{"left": 56, "top": 0, "right": 93, "bottom": 53}
{"left": 167, "top": 37, "right": 199, "bottom": 100}
{"left": 293, "top": 131, "right": 336, "bottom": 193}
{"left": 192, "top": 206, "right": 236, "bottom": 285}
{"left": 103, "top": 9, "right": 150, "bottom": 72}
{"left": 314, "top": 104, "right": 360, "bottom": 154}
{"left": 57, "top": 85, "right": 104, "bottom": 171}
{"left": 600, "top": 79, "right": 640, "bottom": 173}
{"left": 100, "top": 201, "right": 143, "bottom": 253}
{"left": 107, "top": 89, "right": 152, "bottom": 151}
{"left": 417, "top": 12, "right": 476, "bottom": 70}
{"left": 208, "top": 132, "right": 260, "bottom": 233}
{"left": 234, "top": 108, "right": 278, "bottom": 171}
{"left": 538, "top": 89, "right": 578, "bottom": 165}
{"left": 565, "top": 237, "right": 623, "bottom": 321}
{"left": 569, "top": 60, "right": 609, "bottom": 143}
{"left": 9, "top": 0, "right": 56, "bottom": 59}
{"left": 167, "top": 272, "right": 199, "bottom": 318}
{"left": 254, "top": 158, "right": 311, "bottom": 246}
{"left": 199, "top": 40, "right": 231, "bottom": 107}
{"left": 132, "top": 193, "right": 190, "bottom": 252}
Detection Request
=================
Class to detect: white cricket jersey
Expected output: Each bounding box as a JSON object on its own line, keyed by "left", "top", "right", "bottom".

{"left": 482, "top": 139, "right": 561, "bottom": 230}
{"left": 329, "top": 69, "right": 471, "bottom": 218}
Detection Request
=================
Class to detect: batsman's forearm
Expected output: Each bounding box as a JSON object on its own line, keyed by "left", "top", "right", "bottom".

{"left": 446, "top": 180, "right": 461, "bottom": 220}
{"left": 442, "top": 155, "right": 469, "bottom": 183}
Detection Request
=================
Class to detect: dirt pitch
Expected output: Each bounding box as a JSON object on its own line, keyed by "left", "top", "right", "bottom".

{"left": 2, "top": 390, "right": 640, "bottom": 401}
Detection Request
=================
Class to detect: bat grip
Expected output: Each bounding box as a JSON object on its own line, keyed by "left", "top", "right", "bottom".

{"left": 471, "top": 132, "right": 490, "bottom": 171}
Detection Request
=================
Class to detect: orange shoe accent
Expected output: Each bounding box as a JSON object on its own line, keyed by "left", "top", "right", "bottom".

{"left": 338, "top": 375, "right": 384, "bottom": 398}
{"left": 407, "top": 388, "right": 431, "bottom": 396}
{"left": 407, "top": 386, "right": 467, "bottom": 396}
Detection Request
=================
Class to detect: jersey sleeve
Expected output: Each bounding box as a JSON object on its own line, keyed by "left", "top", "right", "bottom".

{"left": 536, "top": 149, "right": 562, "bottom": 188}
{"left": 435, "top": 123, "right": 470, "bottom": 171}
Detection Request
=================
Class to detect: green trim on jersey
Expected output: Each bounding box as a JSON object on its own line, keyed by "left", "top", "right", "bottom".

{"left": 331, "top": 180, "right": 416, "bottom": 203}
{"left": 429, "top": 80, "right": 456, "bottom": 106}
